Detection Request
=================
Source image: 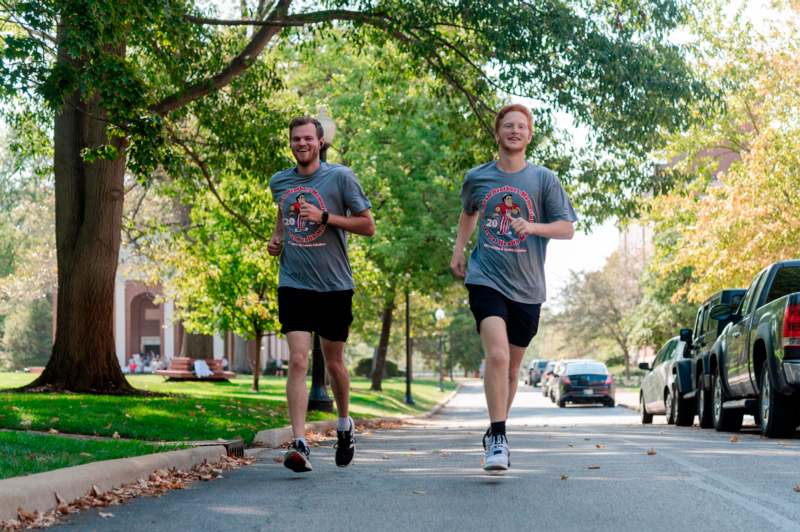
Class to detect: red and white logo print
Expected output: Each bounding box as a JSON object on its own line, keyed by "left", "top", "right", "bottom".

{"left": 480, "top": 185, "right": 534, "bottom": 249}
{"left": 280, "top": 186, "right": 327, "bottom": 244}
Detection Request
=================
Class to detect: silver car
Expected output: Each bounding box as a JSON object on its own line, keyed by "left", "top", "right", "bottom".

{"left": 639, "top": 336, "right": 695, "bottom": 426}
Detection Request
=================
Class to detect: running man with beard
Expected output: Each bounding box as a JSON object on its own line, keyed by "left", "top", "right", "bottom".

{"left": 268, "top": 116, "right": 375, "bottom": 473}
{"left": 450, "top": 104, "right": 577, "bottom": 472}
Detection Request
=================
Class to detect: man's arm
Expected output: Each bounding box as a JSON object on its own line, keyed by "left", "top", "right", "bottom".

{"left": 299, "top": 202, "right": 375, "bottom": 237}
{"left": 510, "top": 218, "right": 574, "bottom": 240}
{"left": 451, "top": 210, "right": 479, "bottom": 278}
{"left": 267, "top": 206, "right": 284, "bottom": 256}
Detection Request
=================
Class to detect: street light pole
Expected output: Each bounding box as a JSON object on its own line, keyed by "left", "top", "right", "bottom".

{"left": 308, "top": 333, "right": 333, "bottom": 412}
{"left": 434, "top": 308, "right": 446, "bottom": 392}
{"left": 405, "top": 288, "right": 414, "bottom": 405}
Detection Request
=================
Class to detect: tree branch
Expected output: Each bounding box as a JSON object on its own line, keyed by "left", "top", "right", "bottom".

{"left": 150, "top": 0, "right": 293, "bottom": 116}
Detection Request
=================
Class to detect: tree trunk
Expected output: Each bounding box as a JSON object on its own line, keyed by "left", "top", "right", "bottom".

{"left": 253, "top": 329, "right": 262, "bottom": 392}
{"left": 27, "top": 36, "right": 131, "bottom": 393}
{"left": 370, "top": 289, "right": 396, "bottom": 391}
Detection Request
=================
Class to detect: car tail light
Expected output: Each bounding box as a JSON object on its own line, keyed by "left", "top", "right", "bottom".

{"left": 604, "top": 375, "right": 613, "bottom": 385}
{"left": 561, "top": 375, "right": 571, "bottom": 385}
{"left": 783, "top": 304, "right": 800, "bottom": 346}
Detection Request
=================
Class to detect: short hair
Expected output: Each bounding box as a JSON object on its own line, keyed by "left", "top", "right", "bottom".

{"left": 289, "top": 116, "right": 324, "bottom": 140}
{"left": 495, "top": 104, "right": 533, "bottom": 133}
{"left": 502, "top": 194, "right": 513, "bottom": 201}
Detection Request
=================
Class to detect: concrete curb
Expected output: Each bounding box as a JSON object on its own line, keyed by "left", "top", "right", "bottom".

{"left": 0, "top": 445, "right": 226, "bottom": 522}
{"left": 253, "top": 383, "right": 463, "bottom": 448}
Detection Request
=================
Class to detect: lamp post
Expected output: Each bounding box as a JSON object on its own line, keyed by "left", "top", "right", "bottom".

{"left": 434, "top": 308, "right": 446, "bottom": 392}
{"left": 308, "top": 107, "right": 336, "bottom": 413}
{"left": 404, "top": 288, "right": 415, "bottom": 405}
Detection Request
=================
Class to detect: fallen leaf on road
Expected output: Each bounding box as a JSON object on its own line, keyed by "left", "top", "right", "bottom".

{"left": 595, "top": 444, "right": 605, "bottom": 449}
{"left": 439, "top": 452, "right": 450, "bottom": 458}
{"left": 646, "top": 448, "right": 657, "bottom": 456}
{"left": 794, "top": 485, "right": 800, "bottom": 493}
{"left": 272, "top": 456, "right": 284, "bottom": 463}
{"left": 584, "top": 438, "right": 590, "bottom": 441}
{"left": 98, "top": 512, "right": 114, "bottom": 519}
{"left": 560, "top": 474, "right": 569, "bottom": 480}
{"left": 588, "top": 465, "right": 600, "bottom": 470}
{"left": 91, "top": 485, "right": 103, "bottom": 497}
{"left": 382, "top": 454, "right": 390, "bottom": 460}
{"left": 567, "top": 444, "right": 574, "bottom": 448}
{"left": 413, "top": 490, "right": 427, "bottom": 495}
{"left": 55, "top": 493, "right": 66, "bottom": 505}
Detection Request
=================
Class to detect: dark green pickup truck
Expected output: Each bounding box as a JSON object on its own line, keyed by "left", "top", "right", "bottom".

{"left": 707, "top": 261, "right": 800, "bottom": 437}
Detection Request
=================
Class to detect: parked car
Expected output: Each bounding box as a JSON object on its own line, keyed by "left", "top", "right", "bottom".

{"left": 540, "top": 361, "right": 557, "bottom": 396}
{"left": 687, "top": 288, "right": 746, "bottom": 428}
{"left": 639, "top": 335, "right": 694, "bottom": 426}
{"left": 542, "top": 360, "right": 561, "bottom": 400}
{"left": 527, "top": 359, "right": 549, "bottom": 386}
{"left": 553, "top": 360, "right": 615, "bottom": 408}
{"left": 706, "top": 261, "right": 800, "bottom": 437}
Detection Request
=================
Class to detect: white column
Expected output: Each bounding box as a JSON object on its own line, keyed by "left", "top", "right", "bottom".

{"left": 163, "top": 300, "right": 175, "bottom": 360}
{"left": 213, "top": 333, "right": 224, "bottom": 360}
{"left": 114, "top": 276, "right": 126, "bottom": 366}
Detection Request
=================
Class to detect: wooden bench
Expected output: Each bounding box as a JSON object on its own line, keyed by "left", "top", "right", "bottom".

{"left": 156, "top": 357, "right": 236, "bottom": 381}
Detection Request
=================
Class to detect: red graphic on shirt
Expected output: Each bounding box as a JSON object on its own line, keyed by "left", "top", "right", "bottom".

{"left": 480, "top": 185, "right": 534, "bottom": 250}
{"left": 280, "top": 186, "right": 327, "bottom": 244}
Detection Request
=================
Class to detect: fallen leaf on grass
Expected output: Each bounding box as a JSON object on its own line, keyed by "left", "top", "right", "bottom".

{"left": 560, "top": 474, "right": 569, "bottom": 480}
{"left": 112, "top": 432, "right": 121, "bottom": 439}
{"left": 49, "top": 417, "right": 59, "bottom": 424}
{"left": 80, "top": 452, "right": 92, "bottom": 458}
{"left": 730, "top": 435, "right": 739, "bottom": 443}
{"left": 588, "top": 465, "right": 601, "bottom": 470}
{"left": 48, "top": 428, "right": 59, "bottom": 434}
{"left": 646, "top": 448, "right": 657, "bottom": 456}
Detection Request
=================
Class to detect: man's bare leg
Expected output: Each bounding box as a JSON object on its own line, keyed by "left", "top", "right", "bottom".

{"left": 286, "top": 331, "right": 312, "bottom": 439}
{"left": 506, "top": 344, "right": 526, "bottom": 417}
{"left": 480, "top": 317, "right": 511, "bottom": 422}
{"left": 321, "top": 337, "right": 350, "bottom": 418}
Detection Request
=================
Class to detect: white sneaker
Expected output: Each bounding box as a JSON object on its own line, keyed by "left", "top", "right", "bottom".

{"left": 483, "top": 433, "right": 510, "bottom": 472}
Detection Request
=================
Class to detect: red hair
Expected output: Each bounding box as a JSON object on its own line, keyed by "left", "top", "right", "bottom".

{"left": 495, "top": 104, "right": 533, "bottom": 133}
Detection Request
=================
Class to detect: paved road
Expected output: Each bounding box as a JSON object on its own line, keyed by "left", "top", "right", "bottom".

{"left": 58, "top": 383, "right": 800, "bottom": 531}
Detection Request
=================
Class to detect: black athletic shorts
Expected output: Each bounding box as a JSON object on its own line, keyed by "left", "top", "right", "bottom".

{"left": 278, "top": 287, "right": 354, "bottom": 342}
{"left": 466, "top": 284, "right": 541, "bottom": 348}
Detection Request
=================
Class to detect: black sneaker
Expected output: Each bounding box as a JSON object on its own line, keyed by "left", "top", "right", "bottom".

{"left": 284, "top": 439, "right": 312, "bottom": 473}
{"left": 334, "top": 418, "right": 356, "bottom": 467}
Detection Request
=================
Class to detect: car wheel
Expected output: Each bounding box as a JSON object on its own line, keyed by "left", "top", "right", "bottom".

{"left": 640, "top": 394, "right": 653, "bottom": 424}
{"left": 673, "top": 385, "right": 695, "bottom": 427}
{"left": 712, "top": 371, "right": 743, "bottom": 432}
{"left": 557, "top": 398, "right": 566, "bottom": 408}
{"left": 605, "top": 400, "right": 615, "bottom": 408}
{"left": 759, "top": 361, "right": 796, "bottom": 438}
{"left": 665, "top": 388, "right": 676, "bottom": 425}
{"left": 696, "top": 376, "right": 713, "bottom": 428}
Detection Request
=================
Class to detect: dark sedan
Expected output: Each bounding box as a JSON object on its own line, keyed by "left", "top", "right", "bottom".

{"left": 553, "top": 360, "right": 615, "bottom": 408}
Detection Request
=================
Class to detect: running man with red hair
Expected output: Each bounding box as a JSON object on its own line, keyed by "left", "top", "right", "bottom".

{"left": 451, "top": 103, "right": 577, "bottom": 472}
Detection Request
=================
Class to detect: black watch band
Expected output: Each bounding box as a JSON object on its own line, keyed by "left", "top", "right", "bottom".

{"left": 321, "top": 211, "right": 329, "bottom": 225}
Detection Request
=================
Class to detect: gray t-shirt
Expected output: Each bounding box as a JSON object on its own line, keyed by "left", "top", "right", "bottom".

{"left": 269, "top": 162, "right": 371, "bottom": 292}
{"left": 461, "top": 161, "right": 577, "bottom": 304}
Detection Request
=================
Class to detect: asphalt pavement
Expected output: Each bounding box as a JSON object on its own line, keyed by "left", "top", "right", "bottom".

{"left": 56, "top": 382, "right": 800, "bottom": 532}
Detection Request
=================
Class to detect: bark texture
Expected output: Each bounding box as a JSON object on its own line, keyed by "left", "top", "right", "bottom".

{"left": 370, "top": 290, "right": 396, "bottom": 391}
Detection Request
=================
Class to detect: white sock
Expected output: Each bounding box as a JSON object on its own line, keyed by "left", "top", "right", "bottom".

{"left": 337, "top": 416, "right": 352, "bottom": 432}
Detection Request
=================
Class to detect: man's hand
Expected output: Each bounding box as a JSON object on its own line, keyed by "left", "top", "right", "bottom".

{"left": 511, "top": 218, "right": 534, "bottom": 237}
{"left": 450, "top": 249, "right": 467, "bottom": 278}
{"left": 267, "top": 233, "right": 283, "bottom": 256}
{"left": 299, "top": 202, "right": 323, "bottom": 223}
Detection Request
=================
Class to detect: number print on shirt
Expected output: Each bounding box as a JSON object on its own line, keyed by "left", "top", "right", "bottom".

{"left": 480, "top": 185, "right": 535, "bottom": 251}
{"left": 280, "top": 186, "right": 327, "bottom": 245}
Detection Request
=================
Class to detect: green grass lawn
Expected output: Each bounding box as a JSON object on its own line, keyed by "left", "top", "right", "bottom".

{"left": 0, "top": 373, "right": 456, "bottom": 444}
{"left": 0, "top": 430, "right": 180, "bottom": 480}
